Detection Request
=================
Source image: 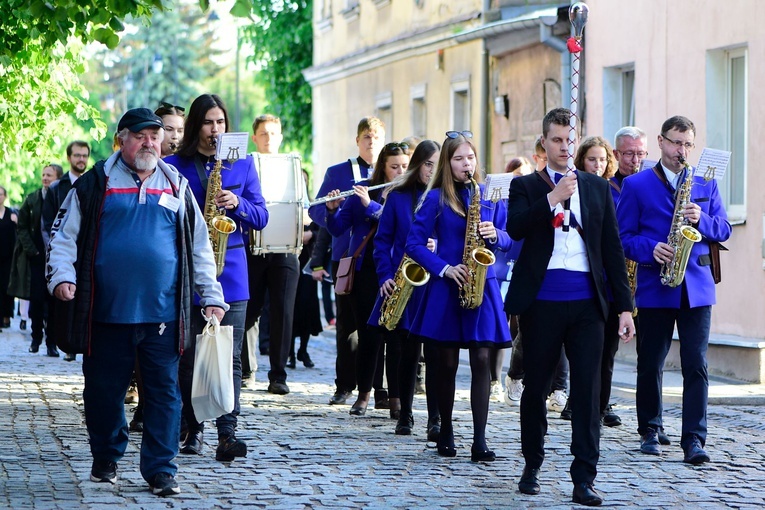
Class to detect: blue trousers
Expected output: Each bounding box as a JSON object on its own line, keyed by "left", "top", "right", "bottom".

{"left": 83, "top": 321, "right": 180, "bottom": 482}
{"left": 636, "top": 305, "right": 710, "bottom": 448}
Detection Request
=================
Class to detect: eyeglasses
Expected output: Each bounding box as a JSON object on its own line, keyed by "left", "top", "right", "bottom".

{"left": 445, "top": 130, "right": 473, "bottom": 139}
{"left": 384, "top": 142, "right": 409, "bottom": 152}
{"left": 661, "top": 134, "right": 694, "bottom": 150}
{"left": 159, "top": 101, "right": 185, "bottom": 112}
{"left": 619, "top": 151, "right": 647, "bottom": 159}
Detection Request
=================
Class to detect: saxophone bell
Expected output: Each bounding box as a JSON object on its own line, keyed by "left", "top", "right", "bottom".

{"left": 378, "top": 255, "right": 430, "bottom": 330}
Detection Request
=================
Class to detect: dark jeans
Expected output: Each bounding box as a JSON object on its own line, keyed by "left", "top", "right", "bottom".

{"left": 321, "top": 280, "right": 335, "bottom": 322}
{"left": 636, "top": 302, "right": 710, "bottom": 448}
{"left": 179, "top": 301, "right": 247, "bottom": 438}
{"left": 332, "top": 261, "right": 358, "bottom": 393}
{"left": 520, "top": 298, "right": 604, "bottom": 485}
{"left": 245, "top": 253, "right": 300, "bottom": 383}
{"left": 83, "top": 321, "right": 180, "bottom": 482}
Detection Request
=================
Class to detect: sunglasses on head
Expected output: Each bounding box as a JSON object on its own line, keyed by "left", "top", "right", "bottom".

{"left": 445, "top": 130, "right": 473, "bottom": 139}
{"left": 384, "top": 142, "right": 409, "bottom": 151}
{"left": 159, "top": 101, "right": 185, "bottom": 112}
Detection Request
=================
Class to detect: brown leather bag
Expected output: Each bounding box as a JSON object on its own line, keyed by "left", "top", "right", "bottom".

{"left": 334, "top": 226, "right": 377, "bottom": 296}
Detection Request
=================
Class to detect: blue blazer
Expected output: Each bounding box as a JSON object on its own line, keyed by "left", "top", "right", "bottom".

{"left": 308, "top": 157, "right": 373, "bottom": 261}
{"left": 166, "top": 153, "right": 269, "bottom": 303}
{"left": 325, "top": 179, "right": 383, "bottom": 267}
{"left": 367, "top": 186, "right": 425, "bottom": 331}
{"left": 616, "top": 165, "right": 731, "bottom": 308}
{"left": 405, "top": 184, "right": 511, "bottom": 347}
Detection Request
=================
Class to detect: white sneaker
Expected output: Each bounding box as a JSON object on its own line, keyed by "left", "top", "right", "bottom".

{"left": 490, "top": 380, "right": 503, "bottom": 402}
{"left": 547, "top": 389, "right": 568, "bottom": 412}
{"left": 504, "top": 375, "right": 523, "bottom": 405}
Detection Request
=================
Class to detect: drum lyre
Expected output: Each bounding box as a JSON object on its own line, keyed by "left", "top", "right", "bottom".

{"left": 249, "top": 153, "right": 305, "bottom": 255}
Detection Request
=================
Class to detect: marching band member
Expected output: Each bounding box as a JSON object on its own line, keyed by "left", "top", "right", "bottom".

{"left": 166, "top": 94, "right": 268, "bottom": 462}
{"left": 617, "top": 116, "right": 731, "bottom": 464}
{"left": 366, "top": 140, "right": 442, "bottom": 438}
{"left": 308, "top": 117, "right": 386, "bottom": 407}
{"left": 405, "top": 131, "right": 511, "bottom": 462}
{"left": 155, "top": 102, "right": 185, "bottom": 158}
{"left": 325, "top": 142, "right": 410, "bottom": 417}
{"left": 506, "top": 108, "right": 634, "bottom": 505}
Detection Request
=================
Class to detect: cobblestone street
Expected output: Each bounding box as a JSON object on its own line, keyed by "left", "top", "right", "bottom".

{"left": 1, "top": 321, "right": 764, "bottom": 509}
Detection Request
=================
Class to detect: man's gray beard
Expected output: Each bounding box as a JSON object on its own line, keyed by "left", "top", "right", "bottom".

{"left": 135, "top": 151, "right": 158, "bottom": 172}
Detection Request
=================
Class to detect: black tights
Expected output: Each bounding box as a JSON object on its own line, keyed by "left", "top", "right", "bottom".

{"left": 289, "top": 334, "right": 310, "bottom": 357}
{"left": 399, "top": 340, "right": 439, "bottom": 423}
{"left": 437, "top": 346, "right": 492, "bottom": 450}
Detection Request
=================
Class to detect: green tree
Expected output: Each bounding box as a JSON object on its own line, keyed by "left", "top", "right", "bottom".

{"left": 241, "top": 0, "right": 313, "bottom": 162}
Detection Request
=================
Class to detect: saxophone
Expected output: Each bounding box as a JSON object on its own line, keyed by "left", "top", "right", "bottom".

{"left": 378, "top": 255, "right": 430, "bottom": 330}
{"left": 204, "top": 150, "right": 238, "bottom": 277}
{"left": 459, "top": 177, "right": 496, "bottom": 309}
{"left": 660, "top": 156, "right": 701, "bottom": 287}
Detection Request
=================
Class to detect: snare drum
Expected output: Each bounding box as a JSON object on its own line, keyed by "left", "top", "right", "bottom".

{"left": 249, "top": 153, "right": 305, "bottom": 255}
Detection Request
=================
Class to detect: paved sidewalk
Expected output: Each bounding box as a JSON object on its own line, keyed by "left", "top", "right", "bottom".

{"left": 1, "top": 319, "right": 765, "bottom": 509}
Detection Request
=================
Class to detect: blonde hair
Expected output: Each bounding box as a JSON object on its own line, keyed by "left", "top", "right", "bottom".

{"left": 357, "top": 116, "right": 385, "bottom": 137}
{"left": 425, "top": 134, "right": 480, "bottom": 217}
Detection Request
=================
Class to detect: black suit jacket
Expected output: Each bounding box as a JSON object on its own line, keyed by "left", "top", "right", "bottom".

{"left": 504, "top": 170, "right": 632, "bottom": 320}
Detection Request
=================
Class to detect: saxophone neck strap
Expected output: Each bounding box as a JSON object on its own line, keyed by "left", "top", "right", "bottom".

{"left": 194, "top": 155, "right": 209, "bottom": 191}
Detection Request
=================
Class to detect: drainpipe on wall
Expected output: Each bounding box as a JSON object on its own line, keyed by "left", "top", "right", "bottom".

{"left": 480, "top": 0, "right": 490, "bottom": 174}
{"left": 540, "top": 21, "right": 570, "bottom": 109}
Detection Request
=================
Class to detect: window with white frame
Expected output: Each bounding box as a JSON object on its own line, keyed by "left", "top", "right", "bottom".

{"left": 602, "top": 65, "right": 635, "bottom": 143}
{"left": 451, "top": 78, "right": 470, "bottom": 131}
{"left": 706, "top": 46, "right": 747, "bottom": 221}
{"left": 411, "top": 84, "right": 426, "bottom": 138}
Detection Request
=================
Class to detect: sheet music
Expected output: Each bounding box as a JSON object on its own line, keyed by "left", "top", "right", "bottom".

{"left": 215, "top": 132, "right": 249, "bottom": 162}
{"left": 483, "top": 173, "right": 513, "bottom": 201}
{"left": 696, "top": 148, "right": 731, "bottom": 181}
{"left": 639, "top": 159, "right": 658, "bottom": 172}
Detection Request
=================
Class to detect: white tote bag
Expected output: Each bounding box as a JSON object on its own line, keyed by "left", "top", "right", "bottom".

{"left": 191, "top": 314, "right": 235, "bottom": 422}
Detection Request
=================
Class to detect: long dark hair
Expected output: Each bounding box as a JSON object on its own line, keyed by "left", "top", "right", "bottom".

{"left": 369, "top": 142, "right": 409, "bottom": 186}
{"left": 391, "top": 139, "right": 440, "bottom": 192}
{"left": 177, "top": 94, "right": 229, "bottom": 158}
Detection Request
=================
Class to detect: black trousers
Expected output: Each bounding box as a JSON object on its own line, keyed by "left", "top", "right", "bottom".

{"left": 331, "top": 261, "right": 358, "bottom": 393}
{"left": 599, "top": 303, "right": 622, "bottom": 412}
{"left": 245, "top": 253, "right": 299, "bottom": 384}
{"left": 636, "top": 299, "right": 710, "bottom": 449}
{"left": 519, "top": 298, "right": 604, "bottom": 485}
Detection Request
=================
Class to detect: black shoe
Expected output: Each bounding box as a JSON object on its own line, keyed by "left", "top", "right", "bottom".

{"left": 560, "top": 400, "right": 572, "bottom": 420}
{"left": 374, "top": 397, "right": 390, "bottom": 410}
{"left": 572, "top": 482, "right": 603, "bottom": 506}
{"left": 286, "top": 355, "right": 296, "bottom": 369}
{"left": 19, "top": 319, "right": 27, "bottom": 330}
{"left": 426, "top": 416, "right": 441, "bottom": 443}
{"left": 215, "top": 435, "right": 247, "bottom": 461}
{"left": 29, "top": 343, "right": 40, "bottom": 353}
{"left": 658, "top": 428, "right": 671, "bottom": 445}
{"left": 329, "top": 389, "right": 352, "bottom": 405}
{"left": 129, "top": 418, "right": 144, "bottom": 433}
{"left": 46, "top": 346, "right": 60, "bottom": 357}
{"left": 268, "top": 381, "right": 290, "bottom": 395}
{"left": 63, "top": 352, "right": 76, "bottom": 362}
{"left": 90, "top": 459, "right": 118, "bottom": 484}
{"left": 297, "top": 350, "right": 314, "bottom": 368}
{"left": 180, "top": 430, "right": 204, "bottom": 455}
{"left": 601, "top": 405, "right": 621, "bottom": 427}
{"left": 683, "top": 436, "right": 710, "bottom": 465}
{"left": 437, "top": 431, "right": 456, "bottom": 458}
{"left": 349, "top": 401, "right": 368, "bottom": 416}
{"left": 470, "top": 446, "right": 496, "bottom": 463}
{"left": 518, "top": 466, "right": 540, "bottom": 495}
{"left": 640, "top": 428, "right": 661, "bottom": 455}
{"left": 395, "top": 414, "right": 414, "bottom": 435}
{"left": 149, "top": 472, "right": 180, "bottom": 496}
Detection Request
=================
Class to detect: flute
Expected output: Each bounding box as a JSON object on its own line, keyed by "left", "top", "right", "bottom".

{"left": 309, "top": 182, "right": 394, "bottom": 206}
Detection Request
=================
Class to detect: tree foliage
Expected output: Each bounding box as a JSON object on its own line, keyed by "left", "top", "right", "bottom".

{"left": 241, "top": 0, "right": 313, "bottom": 161}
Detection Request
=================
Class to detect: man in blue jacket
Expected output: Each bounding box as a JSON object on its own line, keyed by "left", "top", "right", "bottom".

{"left": 617, "top": 115, "right": 732, "bottom": 464}
{"left": 308, "top": 116, "right": 385, "bottom": 405}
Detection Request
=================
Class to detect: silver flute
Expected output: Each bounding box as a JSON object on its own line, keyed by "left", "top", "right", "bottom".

{"left": 309, "top": 182, "right": 394, "bottom": 206}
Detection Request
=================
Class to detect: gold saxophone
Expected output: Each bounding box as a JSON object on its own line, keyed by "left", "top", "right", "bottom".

{"left": 660, "top": 156, "right": 701, "bottom": 287}
{"left": 204, "top": 146, "right": 238, "bottom": 277}
{"left": 378, "top": 255, "right": 430, "bottom": 330}
{"left": 459, "top": 177, "right": 496, "bottom": 309}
